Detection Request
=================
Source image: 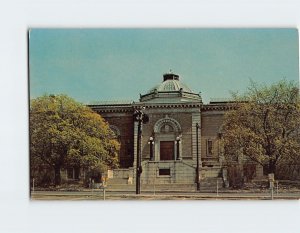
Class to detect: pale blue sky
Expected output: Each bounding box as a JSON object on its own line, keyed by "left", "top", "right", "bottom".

{"left": 29, "top": 29, "right": 299, "bottom": 104}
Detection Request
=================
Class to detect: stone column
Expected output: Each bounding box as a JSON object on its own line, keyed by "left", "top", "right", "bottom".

{"left": 133, "top": 121, "right": 138, "bottom": 170}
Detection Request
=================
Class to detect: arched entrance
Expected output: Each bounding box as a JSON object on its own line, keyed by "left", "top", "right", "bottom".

{"left": 153, "top": 115, "right": 182, "bottom": 161}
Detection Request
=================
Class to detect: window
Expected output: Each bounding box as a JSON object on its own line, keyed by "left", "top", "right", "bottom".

{"left": 67, "top": 168, "right": 74, "bottom": 179}
{"left": 161, "top": 124, "right": 174, "bottom": 133}
{"left": 67, "top": 168, "right": 79, "bottom": 180}
{"left": 159, "top": 168, "right": 170, "bottom": 176}
{"left": 207, "top": 139, "right": 213, "bottom": 156}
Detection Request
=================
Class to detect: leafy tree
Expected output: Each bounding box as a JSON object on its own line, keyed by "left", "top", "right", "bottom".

{"left": 30, "top": 94, "right": 119, "bottom": 186}
{"left": 222, "top": 80, "right": 300, "bottom": 177}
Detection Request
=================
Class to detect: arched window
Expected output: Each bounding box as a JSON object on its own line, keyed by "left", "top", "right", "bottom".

{"left": 109, "top": 125, "right": 121, "bottom": 140}
{"left": 154, "top": 115, "right": 181, "bottom": 133}
{"left": 109, "top": 125, "right": 121, "bottom": 164}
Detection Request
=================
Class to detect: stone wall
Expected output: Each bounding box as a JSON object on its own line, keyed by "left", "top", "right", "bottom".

{"left": 112, "top": 168, "right": 131, "bottom": 179}
{"left": 141, "top": 160, "right": 197, "bottom": 184}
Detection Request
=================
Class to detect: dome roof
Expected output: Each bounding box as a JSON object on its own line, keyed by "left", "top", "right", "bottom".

{"left": 148, "top": 73, "right": 193, "bottom": 93}
{"left": 140, "top": 73, "right": 202, "bottom": 103}
{"left": 148, "top": 79, "right": 193, "bottom": 93}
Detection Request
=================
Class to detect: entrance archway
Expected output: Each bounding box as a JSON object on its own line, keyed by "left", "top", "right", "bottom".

{"left": 153, "top": 115, "right": 182, "bottom": 161}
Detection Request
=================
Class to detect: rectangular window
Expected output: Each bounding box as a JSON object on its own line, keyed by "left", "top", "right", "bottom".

{"left": 207, "top": 139, "right": 213, "bottom": 156}
{"left": 159, "top": 168, "right": 170, "bottom": 176}
{"left": 74, "top": 167, "right": 80, "bottom": 180}
{"left": 67, "top": 167, "right": 80, "bottom": 179}
{"left": 67, "top": 168, "right": 74, "bottom": 179}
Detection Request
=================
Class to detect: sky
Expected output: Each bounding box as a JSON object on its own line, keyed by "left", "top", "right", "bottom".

{"left": 29, "top": 29, "right": 299, "bottom": 104}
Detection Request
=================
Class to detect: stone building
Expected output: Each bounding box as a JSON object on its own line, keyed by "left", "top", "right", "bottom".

{"left": 88, "top": 73, "right": 261, "bottom": 190}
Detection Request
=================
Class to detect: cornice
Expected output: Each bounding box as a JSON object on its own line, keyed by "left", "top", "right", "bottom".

{"left": 89, "top": 105, "right": 134, "bottom": 113}
{"left": 89, "top": 103, "right": 236, "bottom": 113}
{"left": 201, "top": 104, "right": 236, "bottom": 111}
{"left": 144, "top": 103, "right": 202, "bottom": 109}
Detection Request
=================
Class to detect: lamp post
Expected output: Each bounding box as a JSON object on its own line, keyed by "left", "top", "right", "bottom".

{"left": 176, "top": 136, "right": 181, "bottom": 160}
{"left": 148, "top": 136, "right": 154, "bottom": 161}
{"left": 133, "top": 107, "right": 149, "bottom": 195}
{"left": 196, "top": 123, "right": 200, "bottom": 191}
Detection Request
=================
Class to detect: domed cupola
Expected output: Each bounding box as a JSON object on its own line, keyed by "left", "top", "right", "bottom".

{"left": 140, "top": 72, "right": 202, "bottom": 103}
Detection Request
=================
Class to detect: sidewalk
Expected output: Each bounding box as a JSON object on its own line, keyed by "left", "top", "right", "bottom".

{"left": 30, "top": 190, "right": 300, "bottom": 200}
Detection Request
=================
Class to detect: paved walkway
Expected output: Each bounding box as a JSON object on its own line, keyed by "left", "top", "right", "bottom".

{"left": 31, "top": 190, "right": 300, "bottom": 200}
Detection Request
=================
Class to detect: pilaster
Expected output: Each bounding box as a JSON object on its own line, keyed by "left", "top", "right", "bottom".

{"left": 133, "top": 121, "right": 138, "bottom": 169}
{"left": 192, "top": 111, "right": 201, "bottom": 164}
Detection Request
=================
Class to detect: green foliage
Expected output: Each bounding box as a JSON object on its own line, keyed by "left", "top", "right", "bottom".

{"left": 30, "top": 94, "right": 120, "bottom": 185}
{"left": 222, "top": 80, "right": 300, "bottom": 176}
{"left": 276, "top": 164, "right": 300, "bottom": 180}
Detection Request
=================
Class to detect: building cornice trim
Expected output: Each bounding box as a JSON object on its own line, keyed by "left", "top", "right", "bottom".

{"left": 201, "top": 104, "right": 236, "bottom": 111}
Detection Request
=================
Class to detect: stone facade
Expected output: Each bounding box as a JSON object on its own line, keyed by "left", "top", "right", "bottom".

{"left": 88, "top": 73, "right": 244, "bottom": 188}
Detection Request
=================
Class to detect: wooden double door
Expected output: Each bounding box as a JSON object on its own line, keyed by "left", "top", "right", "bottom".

{"left": 160, "top": 141, "right": 175, "bottom": 160}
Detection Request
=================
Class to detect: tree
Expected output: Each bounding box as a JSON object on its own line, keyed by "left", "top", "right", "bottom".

{"left": 30, "top": 94, "right": 120, "bottom": 186}
{"left": 222, "top": 80, "right": 300, "bottom": 177}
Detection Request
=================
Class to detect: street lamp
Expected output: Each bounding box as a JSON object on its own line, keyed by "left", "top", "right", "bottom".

{"left": 148, "top": 136, "right": 154, "bottom": 161}
{"left": 196, "top": 123, "right": 200, "bottom": 191}
{"left": 133, "top": 106, "right": 149, "bottom": 195}
{"left": 176, "top": 136, "right": 181, "bottom": 160}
